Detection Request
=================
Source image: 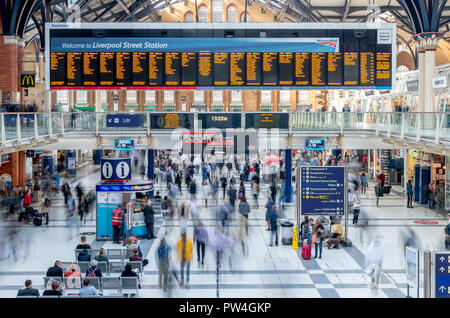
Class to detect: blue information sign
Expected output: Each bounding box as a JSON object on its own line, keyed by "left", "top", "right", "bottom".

{"left": 301, "top": 166, "right": 345, "bottom": 215}
{"left": 435, "top": 253, "right": 450, "bottom": 298}
{"left": 101, "top": 159, "right": 131, "bottom": 181}
{"left": 114, "top": 139, "right": 134, "bottom": 151}
{"left": 106, "top": 114, "right": 143, "bottom": 127}
{"left": 305, "top": 139, "right": 325, "bottom": 151}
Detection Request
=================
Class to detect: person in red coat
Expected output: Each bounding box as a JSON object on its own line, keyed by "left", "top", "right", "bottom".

{"left": 23, "top": 189, "right": 32, "bottom": 210}
{"left": 377, "top": 172, "right": 385, "bottom": 188}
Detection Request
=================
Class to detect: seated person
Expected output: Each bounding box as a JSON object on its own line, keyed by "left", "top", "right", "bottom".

{"left": 77, "top": 248, "right": 91, "bottom": 262}
{"left": 76, "top": 236, "right": 91, "bottom": 250}
{"left": 43, "top": 280, "right": 64, "bottom": 296}
{"left": 126, "top": 238, "right": 143, "bottom": 257}
{"left": 17, "top": 280, "right": 40, "bottom": 296}
{"left": 95, "top": 248, "right": 109, "bottom": 264}
{"left": 121, "top": 263, "right": 138, "bottom": 277}
{"left": 86, "top": 260, "right": 102, "bottom": 277}
{"left": 154, "top": 191, "right": 162, "bottom": 200}
{"left": 129, "top": 248, "right": 149, "bottom": 267}
{"left": 64, "top": 264, "right": 82, "bottom": 278}
{"left": 80, "top": 278, "right": 99, "bottom": 296}
{"left": 46, "top": 260, "right": 63, "bottom": 277}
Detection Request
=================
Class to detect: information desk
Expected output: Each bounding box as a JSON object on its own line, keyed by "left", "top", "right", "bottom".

{"left": 96, "top": 181, "right": 153, "bottom": 240}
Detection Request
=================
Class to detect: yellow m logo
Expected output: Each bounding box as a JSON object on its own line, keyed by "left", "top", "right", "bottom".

{"left": 21, "top": 74, "right": 35, "bottom": 87}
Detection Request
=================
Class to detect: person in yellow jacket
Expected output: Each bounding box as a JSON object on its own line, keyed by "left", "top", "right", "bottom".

{"left": 328, "top": 218, "right": 345, "bottom": 249}
{"left": 176, "top": 229, "right": 193, "bottom": 285}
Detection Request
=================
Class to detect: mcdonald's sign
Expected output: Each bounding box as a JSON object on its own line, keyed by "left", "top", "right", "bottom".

{"left": 21, "top": 74, "right": 35, "bottom": 88}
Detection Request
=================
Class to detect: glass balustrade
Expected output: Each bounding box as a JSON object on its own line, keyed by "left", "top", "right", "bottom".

{"left": 0, "top": 112, "right": 447, "bottom": 145}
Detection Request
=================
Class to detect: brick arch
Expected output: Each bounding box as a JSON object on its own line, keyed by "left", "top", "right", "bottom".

{"left": 184, "top": 10, "right": 195, "bottom": 21}
{"left": 396, "top": 50, "right": 415, "bottom": 71}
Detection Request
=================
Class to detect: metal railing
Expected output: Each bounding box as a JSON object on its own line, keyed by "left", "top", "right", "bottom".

{"left": 0, "top": 112, "right": 448, "bottom": 146}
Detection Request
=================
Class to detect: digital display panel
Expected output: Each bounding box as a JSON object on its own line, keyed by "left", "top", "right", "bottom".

{"left": 50, "top": 52, "right": 66, "bottom": 86}
{"left": 245, "top": 113, "right": 289, "bottom": 129}
{"left": 305, "top": 139, "right": 325, "bottom": 151}
{"left": 66, "top": 52, "right": 83, "bottom": 86}
{"left": 47, "top": 24, "right": 394, "bottom": 89}
{"left": 150, "top": 113, "right": 194, "bottom": 129}
{"left": 181, "top": 52, "right": 197, "bottom": 86}
{"left": 198, "top": 113, "right": 242, "bottom": 129}
{"left": 198, "top": 52, "right": 213, "bottom": 86}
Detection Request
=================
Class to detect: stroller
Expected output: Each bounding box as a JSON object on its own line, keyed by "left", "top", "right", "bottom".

{"left": 18, "top": 206, "right": 41, "bottom": 225}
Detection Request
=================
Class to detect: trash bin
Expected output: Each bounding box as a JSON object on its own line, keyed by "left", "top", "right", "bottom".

{"left": 280, "top": 220, "right": 294, "bottom": 245}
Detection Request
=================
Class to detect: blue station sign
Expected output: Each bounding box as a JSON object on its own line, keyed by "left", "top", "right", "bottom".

{"left": 101, "top": 159, "right": 131, "bottom": 182}
{"left": 301, "top": 166, "right": 345, "bottom": 215}
{"left": 435, "top": 253, "right": 450, "bottom": 298}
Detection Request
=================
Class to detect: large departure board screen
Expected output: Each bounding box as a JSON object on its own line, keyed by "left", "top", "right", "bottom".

{"left": 47, "top": 23, "right": 395, "bottom": 89}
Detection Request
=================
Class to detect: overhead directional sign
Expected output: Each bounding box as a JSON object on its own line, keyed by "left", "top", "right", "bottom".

{"left": 106, "top": 114, "right": 143, "bottom": 127}
{"left": 435, "top": 252, "right": 450, "bottom": 298}
{"left": 300, "top": 166, "right": 345, "bottom": 215}
{"left": 101, "top": 159, "right": 131, "bottom": 181}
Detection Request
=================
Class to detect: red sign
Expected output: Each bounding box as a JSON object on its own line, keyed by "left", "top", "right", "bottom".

{"left": 413, "top": 220, "right": 439, "bottom": 225}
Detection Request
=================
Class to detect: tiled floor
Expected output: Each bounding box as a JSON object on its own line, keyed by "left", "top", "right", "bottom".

{"left": 0, "top": 166, "right": 447, "bottom": 298}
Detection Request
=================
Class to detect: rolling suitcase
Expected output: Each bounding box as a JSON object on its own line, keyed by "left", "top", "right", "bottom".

{"left": 33, "top": 217, "right": 42, "bottom": 226}
{"left": 301, "top": 245, "right": 311, "bottom": 260}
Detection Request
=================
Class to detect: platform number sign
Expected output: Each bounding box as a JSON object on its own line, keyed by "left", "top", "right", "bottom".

{"left": 101, "top": 159, "right": 131, "bottom": 181}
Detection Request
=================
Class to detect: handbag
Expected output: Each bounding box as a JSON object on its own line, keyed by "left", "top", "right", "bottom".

{"left": 311, "top": 233, "right": 317, "bottom": 245}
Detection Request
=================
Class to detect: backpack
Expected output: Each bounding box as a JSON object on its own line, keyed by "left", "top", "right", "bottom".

{"left": 157, "top": 245, "right": 168, "bottom": 263}
{"left": 87, "top": 267, "right": 96, "bottom": 277}
{"left": 44, "top": 198, "right": 51, "bottom": 207}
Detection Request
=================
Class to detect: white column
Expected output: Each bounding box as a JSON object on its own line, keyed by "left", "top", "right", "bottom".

{"left": 373, "top": 149, "right": 377, "bottom": 179}
{"left": 423, "top": 50, "right": 436, "bottom": 112}
{"left": 95, "top": 90, "right": 101, "bottom": 112}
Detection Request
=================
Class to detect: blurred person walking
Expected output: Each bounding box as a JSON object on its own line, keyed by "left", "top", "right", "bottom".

{"left": 194, "top": 221, "right": 208, "bottom": 266}
{"left": 365, "top": 237, "right": 385, "bottom": 292}
{"left": 177, "top": 230, "right": 193, "bottom": 286}
{"left": 360, "top": 172, "right": 368, "bottom": 195}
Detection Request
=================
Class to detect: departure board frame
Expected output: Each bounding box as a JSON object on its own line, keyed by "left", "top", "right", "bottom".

{"left": 46, "top": 23, "right": 396, "bottom": 90}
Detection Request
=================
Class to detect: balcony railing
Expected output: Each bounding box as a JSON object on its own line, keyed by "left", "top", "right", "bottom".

{"left": 0, "top": 112, "right": 448, "bottom": 146}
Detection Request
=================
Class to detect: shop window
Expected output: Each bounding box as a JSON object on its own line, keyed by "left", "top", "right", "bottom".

{"left": 198, "top": 5, "right": 208, "bottom": 22}
{"left": 126, "top": 105, "right": 138, "bottom": 112}
{"left": 231, "top": 105, "right": 242, "bottom": 112}
{"left": 56, "top": 90, "right": 68, "bottom": 107}
{"left": 164, "top": 105, "right": 176, "bottom": 112}
{"left": 227, "top": 5, "right": 237, "bottom": 22}
{"left": 261, "top": 105, "right": 272, "bottom": 112}
{"left": 212, "top": 0, "right": 223, "bottom": 22}
{"left": 145, "top": 105, "right": 157, "bottom": 112}
{"left": 194, "top": 90, "right": 204, "bottom": 104}
{"left": 280, "top": 105, "right": 291, "bottom": 112}
{"left": 212, "top": 105, "right": 224, "bottom": 112}
{"left": 76, "top": 90, "right": 87, "bottom": 105}
{"left": 127, "top": 91, "right": 137, "bottom": 104}
{"left": 145, "top": 90, "right": 156, "bottom": 105}
{"left": 163, "top": 90, "right": 175, "bottom": 104}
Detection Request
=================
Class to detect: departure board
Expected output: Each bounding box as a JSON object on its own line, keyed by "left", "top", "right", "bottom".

{"left": 165, "top": 52, "right": 180, "bottom": 86}
{"left": 116, "top": 52, "right": 131, "bottom": 86}
{"left": 344, "top": 52, "right": 359, "bottom": 86}
{"left": 263, "top": 53, "right": 277, "bottom": 86}
{"left": 376, "top": 52, "right": 391, "bottom": 87}
{"left": 230, "top": 53, "right": 245, "bottom": 86}
{"left": 278, "top": 52, "right": 294, "bottom": 85}
{"left": 311, "top": 53, "right": 326, "bottom": 86}
{"left": 360, "top": 52, "right": 375, "bottom": 85}
{"left": 83, "top": 52, "right": 98, "bottom": 86}
{"left": 198, "top": 52, "right": 213, "bottom": 86}
{"left": 66, "top": 52, "right": 82, "bottom": 86}
{"left": 48, "top": 24, "right": 394, "bottom": 89}
{"left": 327, "top": 53, "right": 343, "bottom": 86}
{"left": 50, "top": 52, "right": 66, "bottom": 86}
{"left": 246, "top": 53, "right": 262, "bottom": 86}
{"left": 214, "top": 53, "right": 229, "bottom": 86}
{"left": 149, "top": 52, "right": 164, "bottom": 86}
{"left": 181, "top": 52, "right": 197, "bottom": 86}
{"left": 99, "top": 52, "right": 115, "bottom": 86}
{"left": 295, "top": 53, "right": 311, "bottom": 86}
{"left": 132, "top": 52, "right": 147, "bottom": 86}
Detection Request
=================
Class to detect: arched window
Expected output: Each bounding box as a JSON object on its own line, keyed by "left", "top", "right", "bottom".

{"left": 184, "top": 12, "right": 195, "bottom": 22}
{"left": 198, "top": 5, "right": 208, "bottom": 22}
{"left": 227, "top": 5, "right": 237, "bottom": 22}
{"left": 212, "top": 0, "right": 223, "bottom": 22}
{"left": 240, "top": 12, "right": 249, "bottom": 22}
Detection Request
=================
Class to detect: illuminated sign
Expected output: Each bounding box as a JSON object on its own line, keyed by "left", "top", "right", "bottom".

{"left": 305, "top": 139, "right": 325, "bottom": 151}
{"left": 114, "top": 139, "right": 135, "bottom": 151}
{"left": 21, "top": 74, "right": 35, "bottom": 88}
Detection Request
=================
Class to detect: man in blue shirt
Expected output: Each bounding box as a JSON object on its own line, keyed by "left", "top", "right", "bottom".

{"left": 80, "top": 278, "right": 99, "bottom": 296}
{"left": 265, "top": 196, "right": 275, "bottom": 231}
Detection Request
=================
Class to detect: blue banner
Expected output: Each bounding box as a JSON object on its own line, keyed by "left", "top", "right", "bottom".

{"left": 101, "top": 159, "right": 131, "bottom": 181}
{"left": 106, "top": 114, "right": 143, "bottom": 127}
{"left": 96, "top": 182, "right": 153, "bottom": 192}
{"left": 305, "top": 139, "right": 325, "bottom": 151}
{"left": 435, "top": 253, "right": 450, "bottom": 298}
{"left": 50, "top": 37, "right": 339, "bottom": 53}
{"left": 301, "top": 166, "right": 345, "bottom": 215}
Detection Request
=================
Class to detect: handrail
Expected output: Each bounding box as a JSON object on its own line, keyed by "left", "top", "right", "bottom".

{"left": 0, "top": 112, "right": 448, "bottom": 148}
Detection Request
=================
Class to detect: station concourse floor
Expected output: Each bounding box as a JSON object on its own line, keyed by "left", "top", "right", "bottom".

{"left": 0, "top": 166, "right": 447, "bottom": 298}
